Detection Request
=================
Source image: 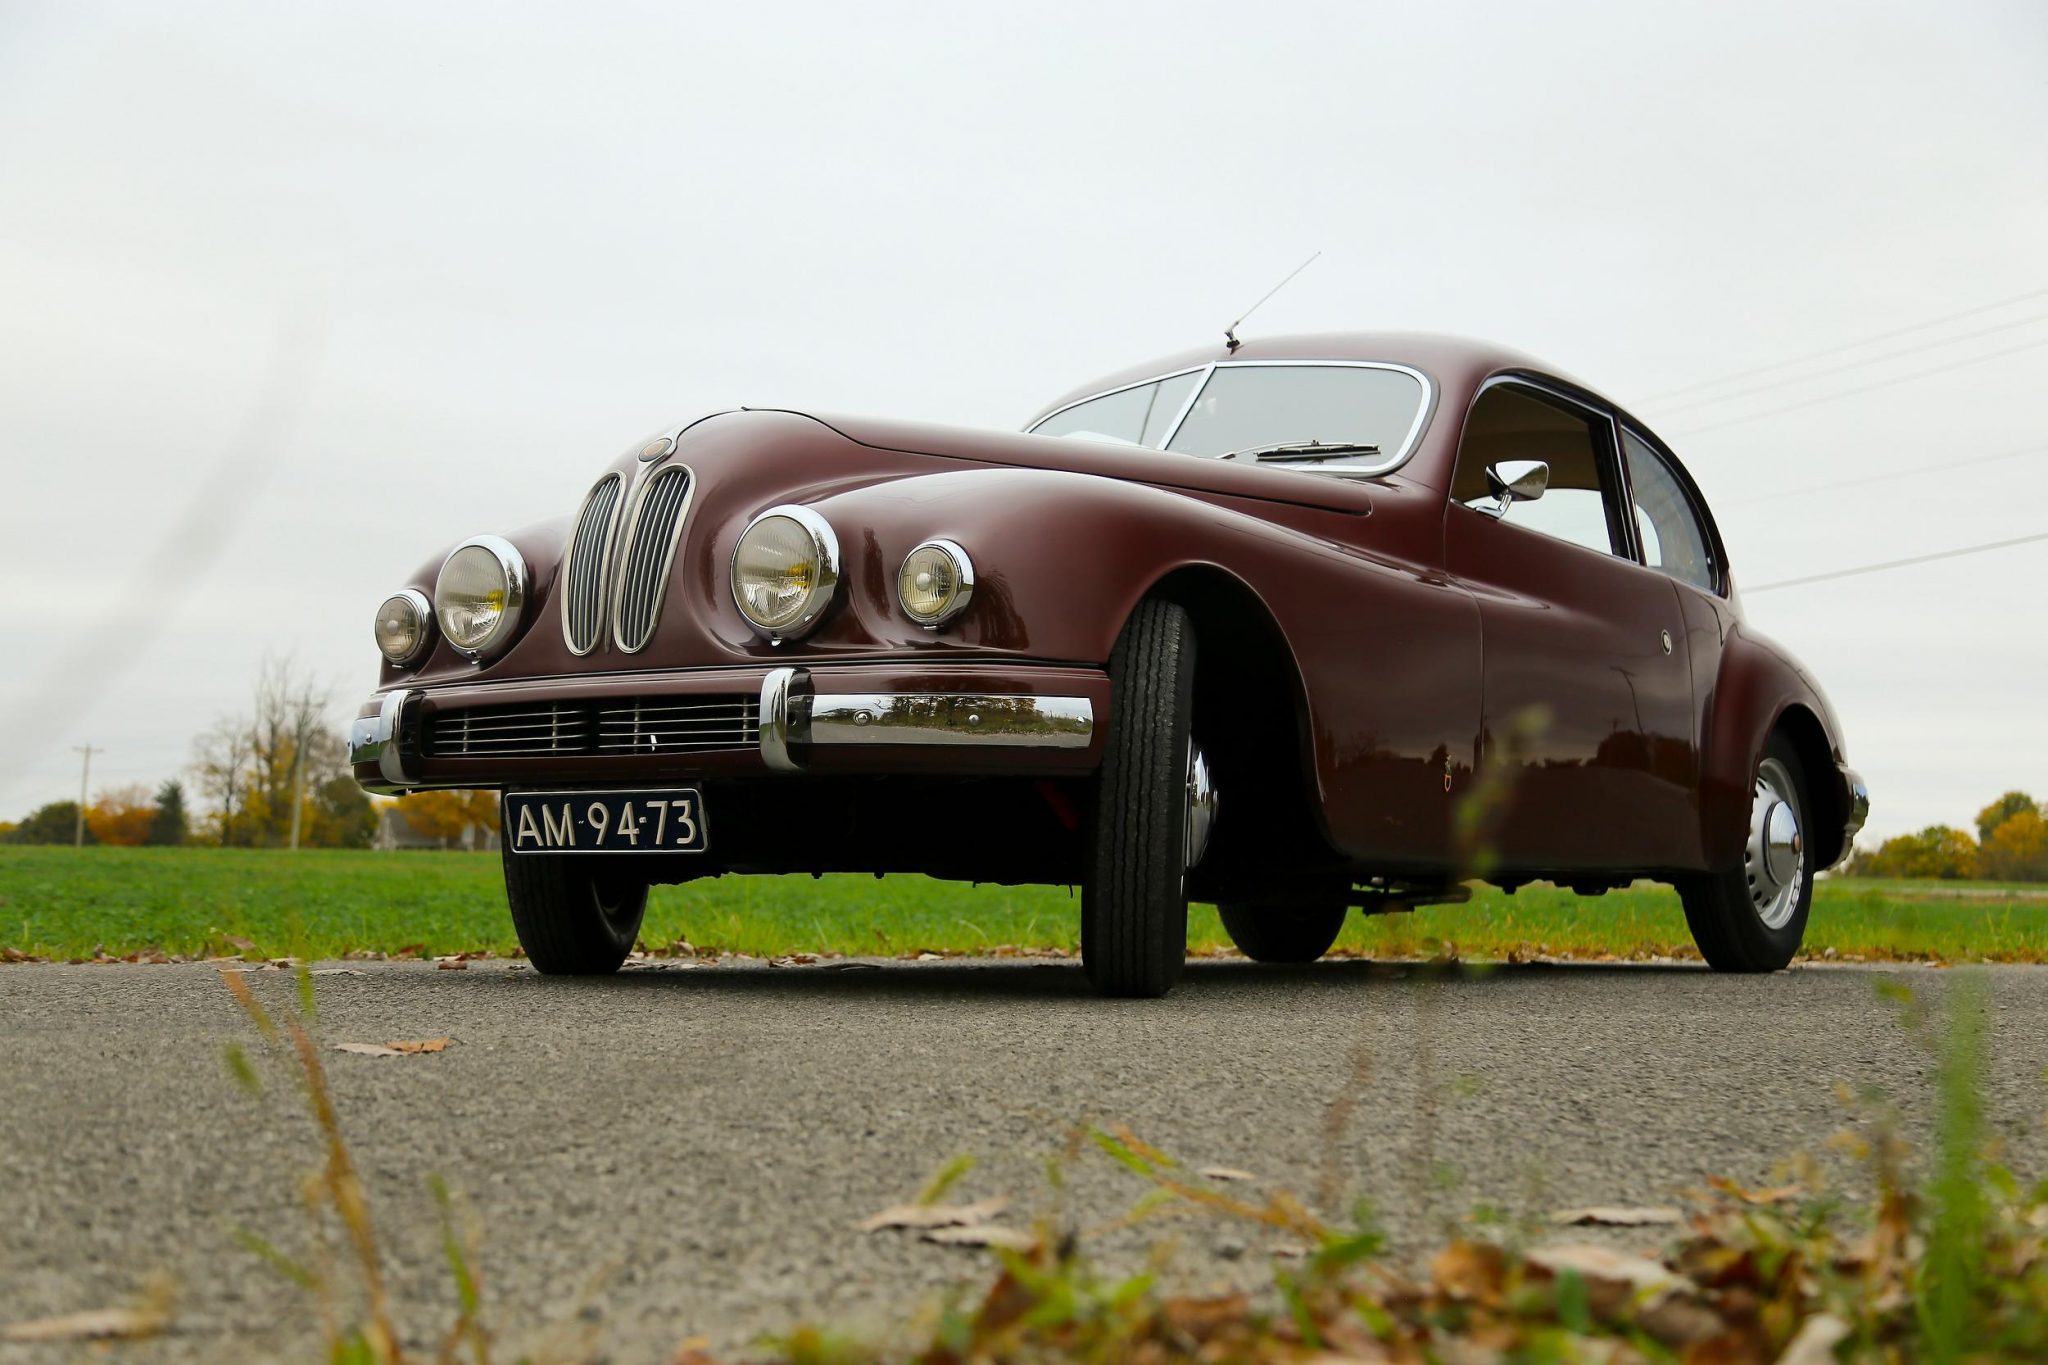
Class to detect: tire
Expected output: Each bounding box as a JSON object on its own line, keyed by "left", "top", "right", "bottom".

{"left": 501, "top": 838, "right": 648, "bottom": 975}
{"left": 1082, "top": 599, "right": 1197, "bottom": 998}
{"left": 1679, "top": 733, "right": 1813, "bottom": 972}
{"left": 1218, "top": 901, "right": 1348, "bottom": 964}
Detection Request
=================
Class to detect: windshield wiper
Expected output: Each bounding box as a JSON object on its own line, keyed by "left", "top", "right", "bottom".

{"left": 1226, "top": 440, "right": 1382, "bottom": 464}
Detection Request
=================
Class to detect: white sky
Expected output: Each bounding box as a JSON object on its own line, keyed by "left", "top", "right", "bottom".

{"left": 1, "top": 0, "right": 2043, "bottom": 843}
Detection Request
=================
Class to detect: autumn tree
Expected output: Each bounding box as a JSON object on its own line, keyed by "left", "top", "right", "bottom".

{"left": 191, "top": 655, "right": 360, "bottom": 847}
{"left": 1978, "top": 810, "right": 2048, "bottom": 882}
{"left": 1849, "top": 825, "right": 1978, "bottom": 880}
{"left": 85, "top": 784, "right": 157, "bottom": 846}
{"left": 1977, "top": 791, "right": 2040, "bottom": 845}
{"left": 8, "top": 802, "right": 93, "bottom": 845}
{"left": 394, "top": 790, "right": 497, "bottom": 848}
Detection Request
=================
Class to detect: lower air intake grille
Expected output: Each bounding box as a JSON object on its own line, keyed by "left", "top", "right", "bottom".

{"left": 562, "top": 474, "right": 624, "bottom": 655}
{"left": 613, "top": 466, "right": 693, "bottom": 653}
{"left": 423, "top": 695, "right": 756, "bottom": 759}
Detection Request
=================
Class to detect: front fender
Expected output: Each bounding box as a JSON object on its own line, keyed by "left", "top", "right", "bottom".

{"left": 1701, "top": 624, "right": 1854, "bottom": 869}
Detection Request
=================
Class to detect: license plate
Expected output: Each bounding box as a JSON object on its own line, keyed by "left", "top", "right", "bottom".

{"left": 504, "top": 789, "right": 708, "bottom": 854}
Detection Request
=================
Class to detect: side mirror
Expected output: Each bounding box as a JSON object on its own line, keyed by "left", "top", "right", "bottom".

{"left": 1481, "top": 460, "right": 1549, "bottom": 519}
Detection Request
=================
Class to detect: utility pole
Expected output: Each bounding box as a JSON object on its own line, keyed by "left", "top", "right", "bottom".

{"left": 288, "top": 738, "right": 305, "bottom": 851}
{"left": 72, "top": 745, "right": 101, "bottom": 847}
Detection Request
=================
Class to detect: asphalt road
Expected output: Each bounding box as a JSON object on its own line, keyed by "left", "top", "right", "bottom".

{"left": 5, "top": 956, "right": 2047, "bottom": 1362}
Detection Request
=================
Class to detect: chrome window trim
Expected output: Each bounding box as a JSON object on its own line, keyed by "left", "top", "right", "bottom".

{"left": 375, "top": 588, "right": 434, "bottom": 666}
{"left": 435, "top": 534, "right": 528, "bottom": 662}
{"left": 1026, "top": 359, "right": 1436, "bottom": 478}
{"left": 560, "top": 472, "right": 628, "bottom": 657}
{"left": 610, "top": 462, "right": 699, "bottom": 655}
{"left": 1455, "top": 374, "right": 1639, "bottom": 563}
{"left": 730, "top": 503, "right": 842, "bottom": 642}
{"left": 1618, "top": 422, "right": 1729, "bottom": 599}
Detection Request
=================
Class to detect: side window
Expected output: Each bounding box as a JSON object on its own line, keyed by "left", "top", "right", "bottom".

{"left": 1622, "top": 431, "right": 1716, "bottom": 593}
{"left": 1031, "top": 372, "right": 1199, "bottom": 447}
{"left": 1453, "top": 384, "right": 1627, "bottom": 558}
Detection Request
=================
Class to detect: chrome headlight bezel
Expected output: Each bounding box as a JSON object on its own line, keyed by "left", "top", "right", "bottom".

{"left": 374, "top": 588, "right": 434, "bottom": 666}
{"left": 434, "top": 534, "right": 528, "bottom": 661}
{"left": 897, "top": 538, "right": 976, "bottom": 628}
{"left": 730, "top": 505, "right": 840, "bottom": 642}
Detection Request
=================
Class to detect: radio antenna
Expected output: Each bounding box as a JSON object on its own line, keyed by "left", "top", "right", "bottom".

{"left": 1224, "top": 251, "right": 1321, "bottom": 351}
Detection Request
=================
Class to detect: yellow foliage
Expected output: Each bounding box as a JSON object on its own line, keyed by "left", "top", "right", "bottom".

{"left": 1979, "top": 811, "right": 2048, "bottom": 883}
{"left": 85, "top": 784, "right": 157, "bottom": 847}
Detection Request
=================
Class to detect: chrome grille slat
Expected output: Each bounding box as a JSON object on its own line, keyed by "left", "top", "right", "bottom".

{"left": 423, "top": 693, "right": 755, "bottom": 759}
{"left": 561, "top": 474, "right": 624, "bottom": 656}
{"left": 613, "top": 466, "right": 693, "bottom": 653}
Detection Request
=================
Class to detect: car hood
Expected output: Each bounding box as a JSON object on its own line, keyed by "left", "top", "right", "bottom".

{"left": 780, "top": 410, "right": 1381, "bottom": 516}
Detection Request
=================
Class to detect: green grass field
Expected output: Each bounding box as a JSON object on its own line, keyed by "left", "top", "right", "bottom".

{"left": 4, "top": 845, "right": 2046, "bottom": 964}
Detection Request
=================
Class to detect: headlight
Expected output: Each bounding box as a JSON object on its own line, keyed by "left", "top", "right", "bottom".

{"left": 898, "top": 539, "right": 975, "bottom": 627}
{"left": 374, "top": 588, "right": 433, "bottom": 664}
{"left": 731, "top": 505, "right": 840, "bottom": 640}
{"left": 434, "top": 535, "right": 527, "bottom": 659}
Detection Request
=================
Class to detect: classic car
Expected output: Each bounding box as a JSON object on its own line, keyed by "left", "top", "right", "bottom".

{"left": 350, "top": 332, "right": 1868, "bottom": 997}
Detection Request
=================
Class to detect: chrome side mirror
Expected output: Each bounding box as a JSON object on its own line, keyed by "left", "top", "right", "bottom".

{"left": 1481, "top": 460, "right": 1549, "bottom": 519}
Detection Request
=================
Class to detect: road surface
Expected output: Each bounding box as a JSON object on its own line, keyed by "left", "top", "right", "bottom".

{"left": 4, "top": 957, "right": 2046, "bottom": 1361}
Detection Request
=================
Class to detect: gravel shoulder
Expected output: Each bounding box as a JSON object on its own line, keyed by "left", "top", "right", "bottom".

{"left": 4, "top": 956, "right": 2047, "bottom": 1362}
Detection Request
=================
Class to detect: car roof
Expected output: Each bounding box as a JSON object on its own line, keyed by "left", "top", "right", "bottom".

{"left": 1027, "top": 331, "right": 1604, "bottom": 428}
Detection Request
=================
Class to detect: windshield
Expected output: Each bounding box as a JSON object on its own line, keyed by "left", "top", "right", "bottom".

{"left": 1029, "top": 362, "right": 1429, "bottom": 474}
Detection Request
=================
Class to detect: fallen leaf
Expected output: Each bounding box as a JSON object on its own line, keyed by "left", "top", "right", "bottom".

{"left": 1199, "top": 1166, "right": 1256, "bottom": 1183}
{"left": 1777, "top": 1313, "right": 1851, "bottom": 1365}
{"left": 922, "top": 1224, "right": 1036, "bottom": 1250}
{"left": 390, "top": 1037, "right": 450, "bottom": 1054}
{"left": 3, "top": 1305, "right": 170, "bottom": 1342}
{"left": 1527, "top": 1243, "right": 1683, "bottom": 1297}
{"left": 1707, "top": 1177, "right": 1804, "bottom": 1205}
{"left": 436, "top": 958, "right": 469, "bottom": 971}
{"left": 1551, "top": 1205, "right": 1683, "bottom": 1227}
{"left": 1, "top": 947, "right": 30, "bottom": 963}
{"left": 223, "top": 935, "right": 257, "bottom": 952}
{"left": 768, "top": 954, "right": 819, "bottom": 968}
{"left": 859, "top": 1196, "right": 1008, "bottom": 1233}
{"left": 334, "top": 1043, "right": 403, "bottom": 1057}
{"left": 1431, "top": 1240, "right": 1508, "bottom": 1304}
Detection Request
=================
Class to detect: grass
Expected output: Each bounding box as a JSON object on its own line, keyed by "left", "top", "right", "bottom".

{"left": 2, "top": 844, "right": 2047, "bottom": 964}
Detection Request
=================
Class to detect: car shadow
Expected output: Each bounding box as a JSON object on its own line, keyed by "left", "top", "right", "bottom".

{"left": 468, "top": 954, "right": 1717, "bottom": 1002}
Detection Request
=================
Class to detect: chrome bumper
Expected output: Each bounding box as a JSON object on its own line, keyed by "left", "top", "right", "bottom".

{"left": 757, "top": 666, "right": 1094, "bottom": 772}
{"left": 348, "top": 689, "right": 421, "bottom": 795}
{"left": 1839, "top": 764, "right": 1870, "bottom": 846}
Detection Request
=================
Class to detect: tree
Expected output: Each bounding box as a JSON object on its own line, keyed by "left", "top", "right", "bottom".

{"left": 146, "top": 780, "right": 189, "bottom": 846}
{"left": 191, "top": 655, "right": 352, "bottom": 847}
{"left": 1978, "top": 811, "right": 2048, "bottom": 882}
{"left": 85, "top": 784, "right": 157, "bottom": 846}
{"left": 10, "top": 801, "right": 93, "bottom": 845}
{"left": 1977, "top": 791, "right": 2040, "bottom": 845}
{"left": 397, "top": 790, "right": 473, "bottom": 848}
{"left": 1849, "top": 825, "right": 1977, "bottom": 880}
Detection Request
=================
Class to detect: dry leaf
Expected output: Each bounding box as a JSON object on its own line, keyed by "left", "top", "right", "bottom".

{"left": 223, "top": 935, "right": 257, "bottom": 952}
{"left": 334, "top": 1042, "right": 402, "bottom": 1057}
{"left": 859, "top": 1196, "right": 1008, "bottom": 1233}
{"left": 3, "top": 1305, "right": 170, "bottom": 1343}
{"left": 0, "top": 947, "right": 30, "bottom": 963}
{"left": 390, "top": 1037, "right": 450, "bottom": 1054}
{"left": 436, "top": 958, "right": 469, "bottom": 971}
{"left": 1707, "top": 1177, "right": 1804, "bottom": 1205}
{"left": 1527, "top": 1243, "right": 1683, "bottom": 1296}
{"left": 1200, "top": 1166, "right": 1256, "bottom": 1182}
{"left": 1777, "top": 1313, "right": 1851, "bottom": 1365}
{"left": 1431, "top": 1240, "right": 1508, "bottom": 1304}
{"left": 1551, "top": 1205, "right": 1683, "bottom": 1227}
{"left": 922, "top": 1224, "right": 1036, "bottom": 1250}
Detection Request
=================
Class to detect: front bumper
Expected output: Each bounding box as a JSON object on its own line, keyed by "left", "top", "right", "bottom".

{"left": 349, "top": 661, "right": 1104, "bottom": 795}
{"left": 1837, "top": 764, "right": 1870, "bottom": 858}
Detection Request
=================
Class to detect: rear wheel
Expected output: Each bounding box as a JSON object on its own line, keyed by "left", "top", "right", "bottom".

{"left": 1082, "top": 599, "right": 1206, "bottom": 998}
{"left": 1218, "top": 901, "right": 1348, "bottom": 964}
{"left": 502, "top": 836, "right": 648, "bottom": 975}
{"left": 1679, "top": 734, "right": 1812, "bottom": 972}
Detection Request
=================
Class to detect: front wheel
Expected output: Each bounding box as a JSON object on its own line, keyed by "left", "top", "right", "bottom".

{"left": 1081, "top": 599, "right": 1204, "bottom": 998}
{"left": 1678, "top": 734, "right": 1812, "bottom": 972}
{"left": 502, "top": 839, "right": 648, "bottom": 975}
{"left": 1218, "top": 901, "right": 1348, "bottom": 964}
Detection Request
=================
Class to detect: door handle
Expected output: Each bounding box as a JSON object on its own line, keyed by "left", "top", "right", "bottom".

{"left": 1660, "top": 629, "right": 1673, "bottom": 656}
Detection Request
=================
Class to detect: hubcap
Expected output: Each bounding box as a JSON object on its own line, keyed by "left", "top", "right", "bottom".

{"left": 1745, "top": 757, "right": 1805, "bottom": 930}
{"left": 1184, "top": 741, "right": 1218, "bottom": 872}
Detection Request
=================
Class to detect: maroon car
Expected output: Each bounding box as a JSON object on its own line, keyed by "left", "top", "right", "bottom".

{"left": 350, "top": 332, "right": 1867, "bottom": 996}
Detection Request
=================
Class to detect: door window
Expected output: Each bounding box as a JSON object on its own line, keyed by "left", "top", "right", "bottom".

{"left": 1453, "top": 384, "right": 1628, "bottom": 558}
{"left": 1621, "top": 430, "right": 1717, "bottom": 592}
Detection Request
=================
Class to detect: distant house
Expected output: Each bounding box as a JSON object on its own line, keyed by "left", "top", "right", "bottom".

{"left": 372, "top": 808, "right": 500, "bottom": 852}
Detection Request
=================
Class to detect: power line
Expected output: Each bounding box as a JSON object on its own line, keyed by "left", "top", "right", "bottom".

{"left": 1644, "top": 284, "right": 2048, "bottom": 402}
{"left": 1746, "top": 531, "right": 2048, "bottom": 592}
{"left": 1652, "top": 310, "right": 2048, "bottom": 415}
{"left": 1670, "top": 334, "right": 2048, "bottom": 436}
{"left": 1723, "top": 441, "right": 2048, "bottom": 506}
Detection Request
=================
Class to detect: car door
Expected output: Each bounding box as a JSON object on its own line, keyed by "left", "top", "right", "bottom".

{"left": 1441, "top": 378, "right": 1699, "bottom": 874}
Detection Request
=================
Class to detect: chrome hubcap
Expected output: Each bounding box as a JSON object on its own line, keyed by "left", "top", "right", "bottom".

{"left": 1184, "top": 741, "right": 1218, "bottom": 872}
{"left": 1746, "top": 757, "right": 1805, "bottom": 930}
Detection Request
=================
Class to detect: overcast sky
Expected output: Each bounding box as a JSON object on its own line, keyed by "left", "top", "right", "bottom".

{"left": 2, "top": 0, "right": 2043, "bottom": 843}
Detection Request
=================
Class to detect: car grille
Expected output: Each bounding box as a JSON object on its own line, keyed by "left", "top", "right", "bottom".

{"left": 613, "top": 466, "right": 693, "bottom": 653}
{"left": 423, "top": 695, "right": 756, "bottom": 759}
{"left": 561, "top": 473, "right": 624, "bottom": 655}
